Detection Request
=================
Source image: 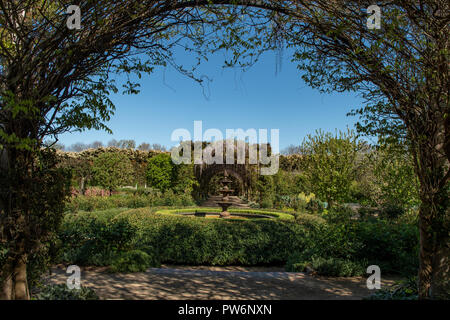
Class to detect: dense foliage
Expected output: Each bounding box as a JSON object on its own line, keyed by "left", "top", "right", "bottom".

{"left": 110, "top": 249, "right": 161, "bottom": 273}
{"left": 56, "top": 207, "right": 418, "bottom": 277}
{"left": 65, "top": 192, "right": 195, "bottom": 212}
{"left": 34, "top": 284, "right": 99, "bottom": 300}
{"left": 92, "top": 152, "right": 134, "bottom": 194}
{"left": 146, "top": 153, "right": 175, "bottom": 192}
{"left": 298, "top": 129, "right": 363, "bottom": 207}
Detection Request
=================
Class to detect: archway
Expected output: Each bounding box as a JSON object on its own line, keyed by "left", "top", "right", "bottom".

{"left": 194, "top": 163, "right": 255, "bottom": 201}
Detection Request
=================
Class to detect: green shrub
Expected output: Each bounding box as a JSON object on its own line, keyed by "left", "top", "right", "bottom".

{"left": 110, "top": 250, "right": 160, "bottom": 273}
{"left": 58, "top": 209, "right": 137, "bottom": 265}
{"left": 365, "top": 277, "right": 418, "bottom": 300}
{"left": 306, "top": 199, "right": 325, "bottom": 214}
{"left": 285, "top": 252, "right": 309, "bottom": 272}
{"left": 260, "top": 198, "right": 273, "bottom": 209}
{"left": 322, "top": 204, "right": 355, "bottom": 223}
{"left": 34, "top": 284, "right": 99, "bottom": 300}
{"left": 309, "top": 256, "right": 365, "bottom": 276}
{"left": 284, "top": 219, "right": 418, "bottom": 277}
{"left": 59, "top": 208, "right": 310, "bottom": 266}
{"left": 380, "top": 204, "right": 405, "bottom": 220}
{"left": 285, "top": 253, "right": 365, "bottom": 276}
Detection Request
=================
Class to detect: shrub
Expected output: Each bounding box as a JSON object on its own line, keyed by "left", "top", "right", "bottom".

{"left": 260, "top": 198, "right": 273, "bottom": 209}
{"left": 380, "top": 204, "right": 405, "bottom": 220}
{"left": 285, "top": 253, "right": 309, "bottom": 272}
{"left": 58, "top": 208, "right": 310, "bottom": 267}
{"left": 110, "top": 250, "right": 160, "bottom": 273}
{"left": 58, "top": 209, "right": 137, "bottom": 265}
{"left": 322, "top": 204, "right": 355, "bottom": 223}
{"left": 306, "top": 199, "right": 325, "bottom": 214}
{"left": 34, "top": 284, "right": 99, "bottom": 300}
{"left": 365, "top": 277, "right": 418, "bottom": 300}
{"left": 308, "top": 256, "right": 365, "bottom": 276}
{"left": 285, "top": 253, "right": 365, "bottom": 276}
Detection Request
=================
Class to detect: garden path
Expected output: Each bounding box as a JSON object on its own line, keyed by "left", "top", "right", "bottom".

{"left": 44, "top": 265, "right": 398, "bottom": 300}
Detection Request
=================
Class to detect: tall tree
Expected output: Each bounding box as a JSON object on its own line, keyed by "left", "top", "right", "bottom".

{"left": 0, "top": 0, "right": 281, "bottom": 299}
{"left": 299, "top": 129, "right": 362, "bottom": 207}
{"left": 278, "top": 0, "right": 449, "bottom": 298}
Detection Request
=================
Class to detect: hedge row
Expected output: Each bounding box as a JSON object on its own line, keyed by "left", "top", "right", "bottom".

{"left": 154, "top": 208, "right": 298, "bottom": 220}
{"left": 57, "top": 207, "right": 419, "bottom": 276}
{"left": 65, "top": 193, "right": 195, "bottom": 212}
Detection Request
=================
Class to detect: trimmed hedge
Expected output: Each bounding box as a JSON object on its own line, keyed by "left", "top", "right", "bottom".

{"left": 154, "top": 208, "right": 297, "bottom": 220}
{"left": 57, "top": 207, "right": 419, "bottom": 276}
{"left": 58, "top": 208, "right": 313, "bottom": 266}
{"left": 65, "top": 192, "right": 195, "bottom": 213}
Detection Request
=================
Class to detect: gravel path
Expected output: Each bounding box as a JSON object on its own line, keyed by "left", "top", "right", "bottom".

{"left": 44, "top": 265, "right": 396, "bottom": 300}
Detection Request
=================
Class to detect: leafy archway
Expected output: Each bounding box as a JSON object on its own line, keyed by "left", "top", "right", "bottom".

{"left": 194, "top": 163, "right": 256, "bottom": 200}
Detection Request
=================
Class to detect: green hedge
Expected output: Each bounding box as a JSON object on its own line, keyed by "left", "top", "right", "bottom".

{"left": 154, "top": 208, "right": 297, "bottom": 220}
{"left": 65, "top": 192, "right": 195, "bottom": 212}
{"left": 57, "top": 207, "right": 419, "bottom": 275}
{"left": 58, "top": 208, "right": 312, "bottom": 266}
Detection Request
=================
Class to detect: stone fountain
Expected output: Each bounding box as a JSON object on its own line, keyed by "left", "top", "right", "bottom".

{"left": 217, "top": 170, "right": 234, "bottom": 218}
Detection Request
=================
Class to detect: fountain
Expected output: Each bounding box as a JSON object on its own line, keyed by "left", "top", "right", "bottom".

{"left": 160, "top": 168, "right": 276, "bottom": 219}
{"left": 217, "top": 170, "right": 234, "bottom": 218}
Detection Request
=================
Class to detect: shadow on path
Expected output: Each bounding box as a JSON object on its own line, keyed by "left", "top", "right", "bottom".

{"left": 44, "top": 265, "right": 396, "bottom": 300}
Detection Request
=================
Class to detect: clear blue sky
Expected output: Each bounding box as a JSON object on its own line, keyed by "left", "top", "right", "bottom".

{"left": 59, "top": 48, "right": 365, "bottom": 150}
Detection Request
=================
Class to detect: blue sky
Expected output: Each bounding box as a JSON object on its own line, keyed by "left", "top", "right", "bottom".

{"left": 58, "top": 48, "right": 365, "bottom": 150}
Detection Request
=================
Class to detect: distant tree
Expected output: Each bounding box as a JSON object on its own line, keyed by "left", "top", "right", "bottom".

{"left": 43, "top": 140, "right": 65, "bottom": 151}
{"left": 118, "top": 140, "right": 136, "bottom": 149}
{"left": 107, "top": 139, "right": 120, "bottom": 148}
{"left": 146, "top": 153, "right": 175, "bottom": 192}
{"left": 54, "top": 143, "right": 66, "bottom": 151}
{"left": 70, "top": 143, "right": 88, "bottom": 152}
{"left": 89, "top": 141, "right": 103, "bottom": 149}
{"left": 92, "top": 152, "right": 134, "bottom": 195}
{"left": 282, "top": 144, "right": 301, "bottom": 155}
{"left": 151, "top": 143, "right": 166, "bottom": 152}
{"left": 300, "top": 129, "right": 362, "bottom": 207}
{"left": 138, "top": 143, "right": 151, "bottom": 151}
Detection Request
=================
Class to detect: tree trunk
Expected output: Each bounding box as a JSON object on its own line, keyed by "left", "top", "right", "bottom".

{"left": 13, "top": 256, "right": 30, "bottom": 300}
{"left": 414, "top": 133, "right": 449, "bottom": 299}
{"left": 418, "top": 198, "right": 449, "bottom": 299}
{"left": 0, "top": 255, "right": 30, "bottom": 300}
{"left": 0, "top": 262, "right": 14, "bottom": 300}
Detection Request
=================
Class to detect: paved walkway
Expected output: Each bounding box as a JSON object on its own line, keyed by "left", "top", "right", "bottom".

{"left": 44, "top": 265, "right": 396, "bottom": 300}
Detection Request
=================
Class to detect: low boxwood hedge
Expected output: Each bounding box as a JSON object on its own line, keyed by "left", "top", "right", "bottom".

{"left": 154, "top": 207, "right": 296, "bottom": 220}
